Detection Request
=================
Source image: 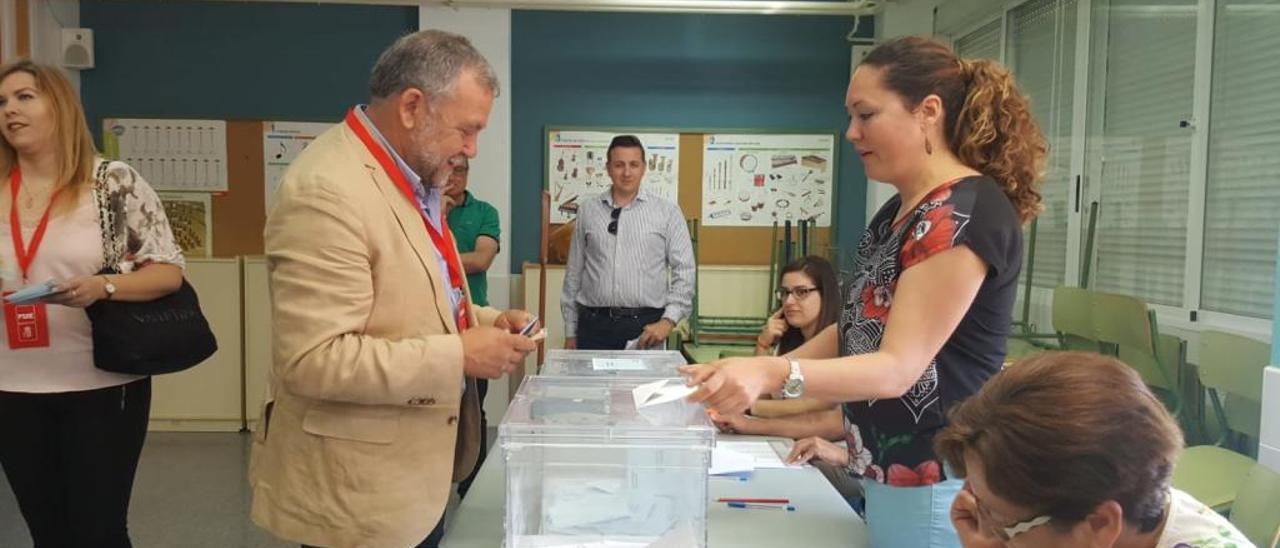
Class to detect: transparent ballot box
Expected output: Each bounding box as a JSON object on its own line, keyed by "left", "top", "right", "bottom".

{"left": 539, "top": 349, "right": 688, "bottom": 378}
{"left": 500, "top": 376, "right": 714, "bottom": 547}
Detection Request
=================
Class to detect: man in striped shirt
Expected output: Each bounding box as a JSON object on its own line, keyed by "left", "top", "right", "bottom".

{"left": 561, "top": 135, "right": 696, "bottom": 350}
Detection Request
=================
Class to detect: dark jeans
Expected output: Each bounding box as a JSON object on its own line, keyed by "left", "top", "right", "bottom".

{"left": 0, "top": 377, "right": 152, "bottom": 548}
{"left": 456, "top": 377, "right": 488, "bottom": 499}
{"left": 575, "top": 306, "right": 665, "bottom": 350}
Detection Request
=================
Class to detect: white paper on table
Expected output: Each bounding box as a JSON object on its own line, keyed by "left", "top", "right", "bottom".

{"left": 593, "top": 358, "right": 647, "bottom": 371}
{"left": 632, "top": 379, "right": 697, "bottom": 409}
{"left": 708, "top": 446, "right": 755, "bottom": 475}
{"left": 717, "top": 440, "right": 809, "bottom": 469}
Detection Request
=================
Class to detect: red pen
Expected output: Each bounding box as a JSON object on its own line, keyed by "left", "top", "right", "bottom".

{"left": 716, "top": 498, "right": 790, "bottom": 504}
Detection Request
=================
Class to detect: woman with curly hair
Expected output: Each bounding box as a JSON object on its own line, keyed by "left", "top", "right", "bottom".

{"left": 684, "top": 36, "right": 1047, "bottom": 546}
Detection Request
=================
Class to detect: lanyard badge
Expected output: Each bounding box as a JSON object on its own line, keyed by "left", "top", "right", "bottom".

{"left": 344, "top": 109, "right": 470, "bottom": 331}
{"left": 5, "top": 166, "right": 57, "bottom": 349}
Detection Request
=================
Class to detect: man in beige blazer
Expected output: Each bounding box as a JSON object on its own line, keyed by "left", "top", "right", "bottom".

{"left": 250, "top": 31, "right": 536, "bottom": 548}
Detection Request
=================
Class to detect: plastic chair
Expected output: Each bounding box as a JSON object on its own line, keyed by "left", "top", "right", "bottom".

{"left": 1005, "top": 286, "right": 1099, "bottom": 362}
{"left": 1173, "top": 331, "right": 1270, "bottom": 512}
{"left": 1052, "top": 286, "right": 1099, "bottom": 352}
{"left": 1090, "top": 291, "right": 1182, "bottom": 416}
{"left": 1229, "top": 461, "right": 1280, "bottom": 548}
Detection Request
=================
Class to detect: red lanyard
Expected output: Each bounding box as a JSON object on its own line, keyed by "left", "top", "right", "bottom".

{"left": 344, "top": 108, "right": 469, "bottom": 329}
{"left": 9, "top": 166, "right": 63, "bottom": 282}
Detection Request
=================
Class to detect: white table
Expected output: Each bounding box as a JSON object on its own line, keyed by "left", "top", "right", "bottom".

{"left": 441, "top": 435, "right": 867, "bottom": 547}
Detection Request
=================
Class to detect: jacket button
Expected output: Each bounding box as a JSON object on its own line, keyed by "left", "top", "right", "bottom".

{"left": 425, "top": 398, "right": 436, "bottom": 405}
{"left": 447, "top": 416, "right": 458, "bottom": 425}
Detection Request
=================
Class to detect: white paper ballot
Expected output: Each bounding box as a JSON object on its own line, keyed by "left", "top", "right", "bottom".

{"left": 717, "top": 440, "right": 809, "bottom": 469}
{"left": 708, "top": 446, "right": 756, "bottom": 475}
{"left": 593, "top": 358, "right": 647, "bottom": 371}
{"left": 4, "top": 280, "right": 60, "bottom": 305}
{"left": 624, "top": 338, "right": 667, "bottom": 351}
{"left": 632, "top": 379, "right": 697, "bottom": 409}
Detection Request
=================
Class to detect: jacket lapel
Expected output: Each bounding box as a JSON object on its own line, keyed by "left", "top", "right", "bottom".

{"left": 341, "top": 124, "right": 458, "bottom": 334}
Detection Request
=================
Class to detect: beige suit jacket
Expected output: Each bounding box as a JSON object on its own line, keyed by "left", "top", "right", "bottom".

{"left": 249, "top": 119, "right": 501, "bottom": 548}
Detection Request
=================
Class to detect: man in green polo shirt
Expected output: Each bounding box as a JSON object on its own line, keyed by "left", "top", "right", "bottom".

{"left": 444, "top": 157, "right": 501, "bottom": 498}
{"left": 445, "top": 158, "right": 500, "bottom": 308}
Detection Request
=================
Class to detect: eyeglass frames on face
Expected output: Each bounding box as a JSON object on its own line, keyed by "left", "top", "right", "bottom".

{"left": 608, "top": 207, "right": 622, "bottom": 235}
{"left": 775, "top": 286, "right": 819, "bottom": 302}
{"left": 964, "top": 483, "right": 1053, "bottom": 542}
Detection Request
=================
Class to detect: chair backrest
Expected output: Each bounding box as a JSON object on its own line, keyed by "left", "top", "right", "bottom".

{"left": 1092, "top": 291, "right": 1181, "bottom": 402}
{"left": 1052, "top": 286, "right": 1098, "bottom": 351}
{"left": 1118, "top": 334, "right": 1184, "bottom": 394}
{"left": 1199, "top": 330, "right": 1271, "bottom": 439}
{"left": 1091, "top": 291, "right": 1155, "bottom": 352}
{"left": 1230, "top": 462, "right": 1280, "bottom": 548}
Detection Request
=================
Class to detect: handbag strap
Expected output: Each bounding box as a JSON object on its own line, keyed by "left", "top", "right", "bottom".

{"left": 92, "top": 160, "right": 124, "bottom": 273}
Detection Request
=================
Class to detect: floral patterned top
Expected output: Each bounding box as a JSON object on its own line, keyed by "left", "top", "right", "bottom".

{"left": 0, "top": 158, "right": 183, "bottom": 393}
{"left": 1158, "top": 488, "right": 1253, "bottom": 548}
{"left": 93, "top": 158, "right": 185, "bottom": 272}
{"left": 840, "top": 176, "right": 1022, "bottom": 486}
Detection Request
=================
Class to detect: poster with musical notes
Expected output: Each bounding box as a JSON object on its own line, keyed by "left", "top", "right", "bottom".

{"left": 263, "top": 120, "right": 334, "bottom": 213}
{"left": 102, "top": 118, "right": 228, "bottom": 192}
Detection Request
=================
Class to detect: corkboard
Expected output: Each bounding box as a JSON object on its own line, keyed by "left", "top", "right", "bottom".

{"left": 545, "top": 130, "right": 838, "bottom": 266}
{"left": 211, "top": 121, "right": 266, "bottom": 257}
{"left": 677, "top": 134, "right": 834, "bottom": 265}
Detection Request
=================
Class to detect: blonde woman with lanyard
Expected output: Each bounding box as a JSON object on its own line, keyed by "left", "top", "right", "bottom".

{"left": 684, "top": 37, "right": 1047, "bottom": 546}
{"left": 0, "top": 60, "right": 184, "bottom": 547}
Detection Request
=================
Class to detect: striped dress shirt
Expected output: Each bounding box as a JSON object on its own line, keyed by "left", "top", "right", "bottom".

{"left": 561, "top": 189, "right": 696, "bottom": 336}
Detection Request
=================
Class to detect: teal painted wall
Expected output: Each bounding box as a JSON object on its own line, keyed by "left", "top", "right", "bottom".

{"left": 510, "top": 11, "right": 871, "bottom": 272}
{"left": 81, "top": 0, "right": 417, "bottom": 141}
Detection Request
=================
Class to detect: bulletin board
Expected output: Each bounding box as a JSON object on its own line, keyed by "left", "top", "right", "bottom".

{"left": 545, "top": 127, "right": 840, "bottom": 266}
{"left": 101, "top": 117, "right": 339, "bottom": 258}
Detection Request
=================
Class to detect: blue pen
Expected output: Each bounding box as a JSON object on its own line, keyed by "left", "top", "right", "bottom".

{"left": 727, "top": 502, "right": 795, "bottom": 511}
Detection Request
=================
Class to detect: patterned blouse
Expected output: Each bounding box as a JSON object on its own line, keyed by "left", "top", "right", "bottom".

{"left": 839, "top": 176, "right": 1022, "bottom": 486}
{"left": 0, "top": 158, "right": 183, "bottom": 393}
{"left": 94, "top": 158, "right": 185, "bottom": 272}
{"left": 1158, "top": 488, "right": 1253, "bottom": 548}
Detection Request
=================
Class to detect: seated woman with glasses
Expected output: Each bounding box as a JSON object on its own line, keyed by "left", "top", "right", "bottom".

{"left": 710, "top": 256, "right": 864, "bottom": 501}
{"left": 935, "top": 351, "right": 1250, "bottom": 548}
{"left": 711, "top": 256, "right": 843, "bottom": 424}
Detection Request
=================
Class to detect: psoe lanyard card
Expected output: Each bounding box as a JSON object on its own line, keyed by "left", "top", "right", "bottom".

{"left": 3, "top": 293, "right": 51, "bottom": 349}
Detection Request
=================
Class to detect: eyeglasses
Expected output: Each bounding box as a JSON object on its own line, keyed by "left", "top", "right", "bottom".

{"left": 964, "top": 483, "right": 1053, "bottom": 541}
{"left": 607, "top": 207, "right": 622, "bottom": 235}
{"left": 775, "top": 286, "right": 819, "bottom": 301}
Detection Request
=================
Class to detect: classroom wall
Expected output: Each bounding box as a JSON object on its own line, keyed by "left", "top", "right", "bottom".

{"left": 510, "top": 11, "right": 870, "bottom": 273}
{"left": 80, "top": 0, "right": 417, "bottom": 141}
{"left": 420, "top": 6, "right": 515, "bottom": 315}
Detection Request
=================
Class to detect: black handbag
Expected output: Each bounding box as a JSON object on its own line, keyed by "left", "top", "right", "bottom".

{"left": 85, "top": 162, "right": 217, "bottom": 375}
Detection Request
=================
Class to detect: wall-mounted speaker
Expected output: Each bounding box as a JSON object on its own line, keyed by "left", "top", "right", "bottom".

{"left": 61, "top": 28, "right": 94, "bottom": 70}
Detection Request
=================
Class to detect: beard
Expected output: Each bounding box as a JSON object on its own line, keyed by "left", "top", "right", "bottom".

{"left": 406, "top": 131, "right": 461, "bottom": 189}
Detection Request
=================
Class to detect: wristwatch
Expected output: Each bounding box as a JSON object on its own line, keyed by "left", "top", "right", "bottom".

{"left": 781, "top": 357, "right": 805, "bottom": 399}
{"left": 101, "top": 275, "right": 117, "bottom": 300}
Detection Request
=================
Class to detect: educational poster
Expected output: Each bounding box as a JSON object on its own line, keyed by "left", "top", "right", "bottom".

{"left": 701, "top": 134, "right": 836, "bottom": 227}
{"left": 157, "top": 192, "right": 212, "bottom": 258}
{"left": 547, "top": 130, "right": 680, "bottom": 224}
{"left": 263, "top": 121, "right": 333, "bottom": 212}
{"left": 102, "top": 118, "right": 228, "bottom": 192}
